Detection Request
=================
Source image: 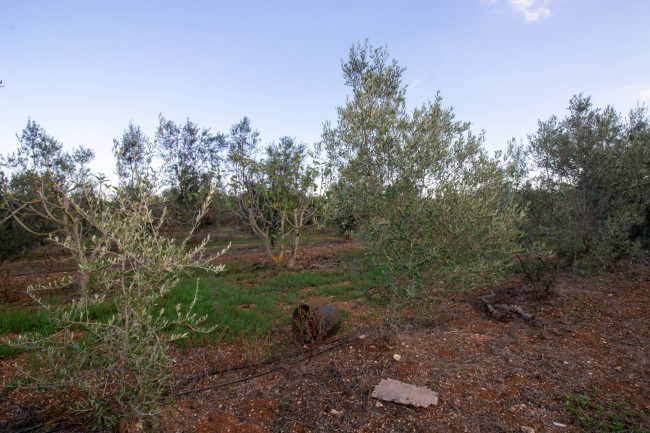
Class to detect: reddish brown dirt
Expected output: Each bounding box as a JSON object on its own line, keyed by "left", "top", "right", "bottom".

{"left": 212, "top": 237, "right": 364, "bottom": 270}
{"left": 1, "top": 239, "right": 649, "bottom": 432}
{"left": 164, "top": 260, "right": 650, "bottom": 433}
{"left": 0, "top": 251, "right": 77, "bottom": 304}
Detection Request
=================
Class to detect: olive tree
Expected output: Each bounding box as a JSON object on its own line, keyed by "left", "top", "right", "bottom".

{"left": 228, "top": 118, "right": 321, "bottom": 268}
{"left": 156, "top": 114, "right": 226, "bottom": 220}
{"left": 112, "top": 121, "right": 154, "bottom": 191}
{"left": 322, "top": 42, "right": 524, "bottom": 304}
{"left": 0, "top": 169, "right": 47, "bottom": 263}
{"left": 11, "top": 168, "right": 226, "bottom": 429}
{"left": 1, "top": 119, "right": 99, "bottom": 290}
{"left": 527, "top": 95, "right": 650, "bottom": 268}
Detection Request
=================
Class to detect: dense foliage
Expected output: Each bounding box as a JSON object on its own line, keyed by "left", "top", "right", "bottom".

{"left": 0, "top": 119, "right": 228, "bottom": 428}
{"left": 322, "top": 42, "right": 524, "bottom": 304}
{"left": 524, "top": 95, "right": 650, "bottom": 269}
{"left": 156, "top": 115, "right": 226, "bottom": 221}
{"left": 112, "top": 121, "right": 153, "bottom": 191}
{"left": 1, "top": 120, "right": 99, "bottom": 288}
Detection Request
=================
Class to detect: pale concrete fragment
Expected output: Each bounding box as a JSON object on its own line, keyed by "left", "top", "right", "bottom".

{"left": 371, "top": 378, "right": 439, "bottom": 407}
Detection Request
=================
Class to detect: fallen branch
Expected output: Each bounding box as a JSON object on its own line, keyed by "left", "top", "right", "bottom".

{"left": 514, "top": 305, "right": 533, "bottom": 321}
{"left": 484, "top": 302, "right": 536, "bottom": 322}
{"left": 495, "top": 304, "right": 534, "bottom": 321}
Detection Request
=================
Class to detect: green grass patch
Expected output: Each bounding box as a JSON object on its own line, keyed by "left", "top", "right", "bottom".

{"left": 0, "top": 242, "right": 385, "bottom": 356}
{"left": 0, "top": 309, "right": 54, "bottom": 359}
{"left": 0, "top": 309, "right": 50, "bottom": 335}
{"left": 312, "top": 283, "right": 356, "bottom": 299}
{"left": 566, "top": 389, "right": 648, "bottom": 432}
{"left": 0, "top": 343, "right": 22, "bottom": 359}
{"left": 159, "top": 250, "right": 384, "bottom": 345}
{"left": 88, "top": 299, "right": 118, "bottom": 321}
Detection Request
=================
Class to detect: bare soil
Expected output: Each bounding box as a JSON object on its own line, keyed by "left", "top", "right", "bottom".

{"left": 1, "top": 239, "right": 649, "bottom": 432}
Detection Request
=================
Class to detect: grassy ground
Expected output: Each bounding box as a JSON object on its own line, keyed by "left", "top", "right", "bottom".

{"left": 0, "top": 235, "right": 383, "bottom": 358}
{"left": 162, "top": 249, "right": 384, "bottom": 345}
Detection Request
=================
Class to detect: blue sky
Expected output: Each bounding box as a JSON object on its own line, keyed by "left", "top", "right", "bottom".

{"left": 1, "top": 0, "right": 649, "bottom": 180}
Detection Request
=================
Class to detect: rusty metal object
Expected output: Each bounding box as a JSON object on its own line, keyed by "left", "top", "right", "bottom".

{"left": 291, "top": 303, "right": 341, "bottom": 344}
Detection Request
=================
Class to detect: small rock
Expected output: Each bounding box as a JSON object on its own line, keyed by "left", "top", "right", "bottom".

{"left": 552, "top": 422, "right": 566, "bottom": 427}
{"left": 375, "top": 401, "right": 383, "bottom": 408}
{"left": 359, "top": 334, "right": 366, "bottom": 340}
{"left": 520, "top": 427, "right": 535, "bottom": 433}
{"left": 393, "top": 353, "right": 402, "bottom": 361}
{"left": 330, "top": 409, "right": 341, "bottom": 415}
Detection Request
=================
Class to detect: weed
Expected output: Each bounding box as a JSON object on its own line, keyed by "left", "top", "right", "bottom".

{"left": 0, "top": 343, "right": 22, "bottom": 359}
{"left": 0, "top": 309, "right": 49, "bottom": 335}
{"left": 566, "top": 391, "right": 648, "bottom": 432}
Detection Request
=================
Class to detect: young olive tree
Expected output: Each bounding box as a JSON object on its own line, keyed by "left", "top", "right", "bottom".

{"left": 12, "top": 172, "right": 226, "bottom": 429}
{"left": 229, "top": 119, "right": 321, "bottom": 268}
{"left": 156, "top": 114, "right": 226, "bottom": 220}
{"left": 0, "top": 169, "right": 47, "bottom": 264}
{"left": 1, "top": 119, "right": 99, "bottom": 290}
{"left": 527, "top": 95, "right": 650, "bottom": 268}
{"left": 112, "top": 121, "right": 154, "bottom": 191}
{"left": 322, "top": 42, "right": 524, "bottom": 304}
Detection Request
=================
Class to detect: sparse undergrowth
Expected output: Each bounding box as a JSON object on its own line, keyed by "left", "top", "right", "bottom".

{"left": 1, "top": 238, "right": 648, "bottom": 433}
{"left": 566, "top": 389, "right": 648, "bottom": 433}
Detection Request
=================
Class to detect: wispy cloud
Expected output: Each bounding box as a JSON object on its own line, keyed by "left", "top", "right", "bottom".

{"left": 480, "top": 0, "right": 554, "bottom": 23}
{"left": 508, "top": 0, "right": 553, "bottom": 23}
